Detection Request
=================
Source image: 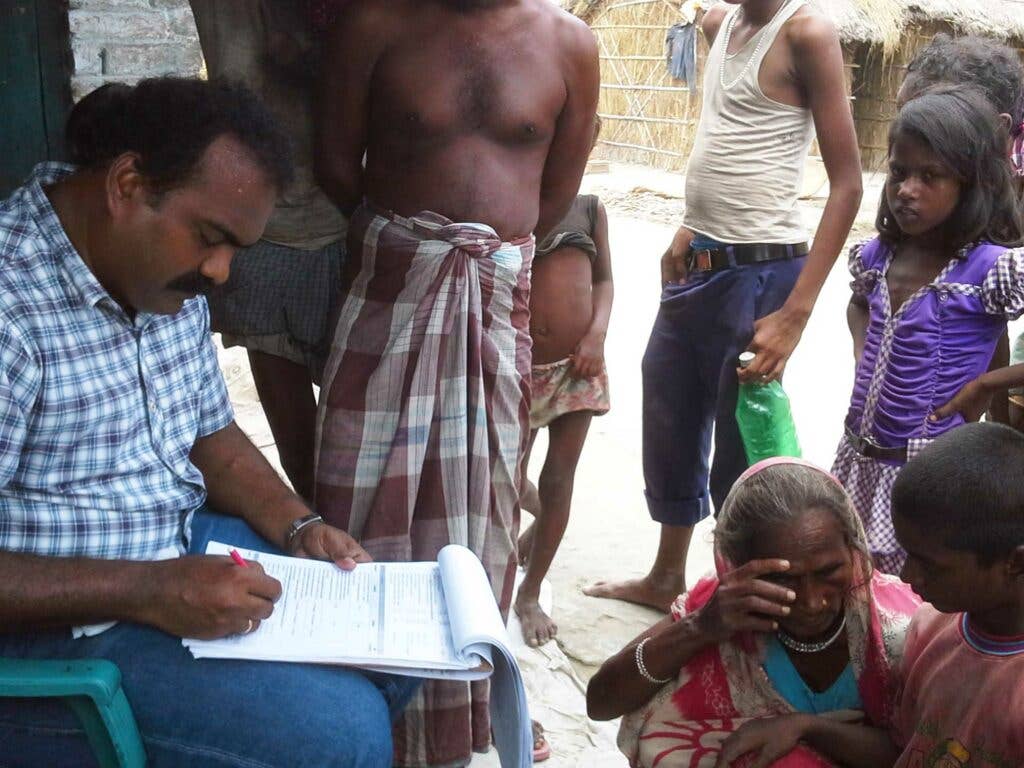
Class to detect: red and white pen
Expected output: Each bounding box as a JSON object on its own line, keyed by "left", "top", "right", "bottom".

{"left": 229, "top": 548, "right": 248, "bottom": 568}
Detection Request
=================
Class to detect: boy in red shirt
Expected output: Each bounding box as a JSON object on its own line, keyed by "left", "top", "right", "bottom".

{"left": 891, "top": 422, "right": 1024, "bottom": 768}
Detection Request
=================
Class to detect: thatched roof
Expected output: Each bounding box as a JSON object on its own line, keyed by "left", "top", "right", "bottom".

{"left": 571, "top": 0, "right": 1024, "bottom": 52}
{"left": 818, "top": 0, "right": 1024, "bottom": 50}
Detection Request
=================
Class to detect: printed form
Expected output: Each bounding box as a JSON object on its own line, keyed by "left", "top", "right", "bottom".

{"left": 186, "top": 543, "right": 466, "bottom": 669}
{"left": 184, "top": 542, "right": 530, "bottom": 767}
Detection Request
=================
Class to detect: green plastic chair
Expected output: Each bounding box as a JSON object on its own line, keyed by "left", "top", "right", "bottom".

{"left": 0, "top": 658, "right": 146, "bottom": 767}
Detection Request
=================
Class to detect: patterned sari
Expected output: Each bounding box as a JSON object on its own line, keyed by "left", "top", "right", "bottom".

{"left": 315, "top": 203, "right": 533, "bottom": 766}
{"left": 618, "top": 554, "right": 920, "bottom": 768}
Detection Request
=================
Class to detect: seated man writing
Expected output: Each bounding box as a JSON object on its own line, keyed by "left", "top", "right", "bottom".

{"left": 0, "top": 77, "right": 416, "bottom": 767}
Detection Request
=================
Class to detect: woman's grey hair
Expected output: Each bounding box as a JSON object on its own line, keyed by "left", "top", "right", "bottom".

{"left": 714, "top": 464, "right": 870, "bottom": 569}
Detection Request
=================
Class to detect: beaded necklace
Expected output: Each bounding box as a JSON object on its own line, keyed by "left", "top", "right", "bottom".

{"left": 777, "top": 615, "right": 847, "bottom": 654}
{"left": 718, "top": 0, "right": 794, "bottom": 90}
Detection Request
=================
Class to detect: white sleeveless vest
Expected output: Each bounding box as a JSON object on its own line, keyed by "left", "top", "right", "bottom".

{"left": 683, "top": 0, "right": 815, "bottom": 244}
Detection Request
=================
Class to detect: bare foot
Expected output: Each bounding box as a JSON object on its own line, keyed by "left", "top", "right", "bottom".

{"left": 515, "top": 589, "right": 557, "bottom": 647}
{"left": 582, "top": 575, "right": 683, "bottom": 612}
{"left": 517, "top": 523, "right": 535, "bottom": 568}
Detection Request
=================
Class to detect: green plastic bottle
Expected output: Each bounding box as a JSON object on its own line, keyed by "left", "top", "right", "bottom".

{"left": 735, "top": 351, "right": 801, "bottom": 465}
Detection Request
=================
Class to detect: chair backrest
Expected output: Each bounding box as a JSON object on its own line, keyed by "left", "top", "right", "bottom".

{"left": 0, "top": 658, "right": 146, "bottom": 767}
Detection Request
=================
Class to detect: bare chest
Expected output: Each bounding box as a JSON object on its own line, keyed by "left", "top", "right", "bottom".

{"left": 371, "top": 30, "right": 566, "bottom": 146}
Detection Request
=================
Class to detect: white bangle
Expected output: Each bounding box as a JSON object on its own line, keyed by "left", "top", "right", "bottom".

{"left": 635, "top": 637, "right": 673, "bottom": 685}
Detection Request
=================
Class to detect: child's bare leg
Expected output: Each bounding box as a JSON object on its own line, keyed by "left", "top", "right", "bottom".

{"left": 515, "top": 411, "right": 591, "bottom": 646}
{"left": 518, "top": 430, "right": 540, "bottom": 567}
{"left": 518, "top": 507, "right": 537, "bottom": 568}
{"left": 521, "top": 479, "right": 541, "bottom": 516}
{"left": 582, "top": 525, "right": 693, "bottom": 612}
{"left": 248, "top": 350, "right": 317, "bottom": 502}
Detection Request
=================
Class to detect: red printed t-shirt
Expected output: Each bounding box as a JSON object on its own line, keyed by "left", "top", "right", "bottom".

{"left": 894, "top": 606, "right": 1024, "bottom": 768}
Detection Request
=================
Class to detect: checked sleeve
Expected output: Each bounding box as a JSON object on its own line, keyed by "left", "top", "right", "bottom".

{"left": 0, "top": 324, "right": 40, "bottom": 489}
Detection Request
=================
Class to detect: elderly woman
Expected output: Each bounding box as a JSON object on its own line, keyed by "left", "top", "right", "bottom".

{"left": 587, "top": 458, "right": 920, "bottom": 768}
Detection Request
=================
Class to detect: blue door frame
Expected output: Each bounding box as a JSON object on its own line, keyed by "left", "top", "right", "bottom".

{"left": 1, "top": 0, "right": 72, "bottom": 196}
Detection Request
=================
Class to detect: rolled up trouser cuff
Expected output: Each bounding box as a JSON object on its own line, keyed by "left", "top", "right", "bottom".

{"left": 645, "top": 489, "right": 712, "bottom": 527}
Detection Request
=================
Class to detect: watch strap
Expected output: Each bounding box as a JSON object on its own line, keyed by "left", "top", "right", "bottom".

{"left": 286, "top": 513, "right": 324, "bottom": 550}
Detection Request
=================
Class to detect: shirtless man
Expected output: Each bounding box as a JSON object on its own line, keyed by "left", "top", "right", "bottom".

{"left": 316, "top": 0, "right": 598, "bottom": 240}
{"left": 585, "top": 0, "right": 862, "bottom": 610}
{"left": 315, "top": 3, "right": 598, "bottom": 765}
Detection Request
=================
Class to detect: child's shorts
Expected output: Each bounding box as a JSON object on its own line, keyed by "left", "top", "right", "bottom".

{"left": 529, "top": 358, "right": 610, "bottom": 430}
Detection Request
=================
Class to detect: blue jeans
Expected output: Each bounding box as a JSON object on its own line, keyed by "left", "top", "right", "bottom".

{"left": 643, "top": 256, "right": 804, "bottom": 525}
{"left": 0, "top": 509, "right": 420, "bottom": 767}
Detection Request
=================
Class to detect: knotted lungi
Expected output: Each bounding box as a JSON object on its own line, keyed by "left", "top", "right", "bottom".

{"left": 315, "top": 203, "right": 533, "bottom": 767}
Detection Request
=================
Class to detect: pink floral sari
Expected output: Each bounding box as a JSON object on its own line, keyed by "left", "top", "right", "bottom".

{"left": 618, "top": 557, "right": 920, "bottom": 768}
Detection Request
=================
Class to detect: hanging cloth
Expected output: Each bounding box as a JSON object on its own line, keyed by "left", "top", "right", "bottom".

{"left": 666, "top": 21, "right": 697, "bottom": 87}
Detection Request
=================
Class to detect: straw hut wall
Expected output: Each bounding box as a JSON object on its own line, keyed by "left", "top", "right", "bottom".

{"left": 848, "top": 2, "right": 1024, "bottom": 171}
{"left": 574, "top": 0, "right": 1024, "bottom": 172}
{"left": 575, "top": 0, "right": 709, "bottom": 171}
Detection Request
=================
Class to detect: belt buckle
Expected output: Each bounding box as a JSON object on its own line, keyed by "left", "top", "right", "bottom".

{"left": 692, "top": 249, "right": 713, "bottom": 272}
{"left": 858, "top": 433, "right": 888, "bottom": 459}
{"left": 847, "top": 429, "right": 877, "bottom": 457}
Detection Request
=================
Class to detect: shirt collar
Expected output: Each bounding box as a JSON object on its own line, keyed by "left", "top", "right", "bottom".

{"left": 885, "top": 239, "right": 977, "bottom": 262}
{"left": 956, "top": 241, "right": 979, "bottom": 260}
{"left": 24, "top": 162, "right": 135, "bottom": 316}
{"left": 960, "top": 613, "right": 1024, "bottom": 656}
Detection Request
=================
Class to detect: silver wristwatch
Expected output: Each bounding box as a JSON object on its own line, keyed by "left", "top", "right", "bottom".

{"left": 286, "top": 513, "right": 324, "bottom": 551}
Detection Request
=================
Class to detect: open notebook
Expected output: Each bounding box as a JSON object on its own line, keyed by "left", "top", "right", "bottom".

{"left": 183, "top": 542, "right": 532, "bottom": 768}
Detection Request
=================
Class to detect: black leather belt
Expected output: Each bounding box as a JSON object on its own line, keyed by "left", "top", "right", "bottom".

{"left": 688, "top": 242, "right": 809, "bottom": 273}
{"left": 845, "top": 428, "right": 908, "bottom": 462}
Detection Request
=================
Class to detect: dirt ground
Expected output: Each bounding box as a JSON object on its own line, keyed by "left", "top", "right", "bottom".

{"left": 220, "top": 161, "right": 908, "bottom": 766}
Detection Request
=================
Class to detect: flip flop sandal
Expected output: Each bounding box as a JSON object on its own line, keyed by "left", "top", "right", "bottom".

{"left": 532, "top": 720, "right": 551, "bottom": 763}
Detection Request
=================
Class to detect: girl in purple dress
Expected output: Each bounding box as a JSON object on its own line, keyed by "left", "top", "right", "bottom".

{"left": 834, "top": 86, "right": 1024, "bottom": 574}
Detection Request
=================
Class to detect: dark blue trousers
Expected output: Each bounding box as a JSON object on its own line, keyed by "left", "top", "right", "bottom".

{"left": 0, "top": 509, "right": 420, "bottom": 767}
{"left": 643, "top": 257, "right": 804, "bottom": 525}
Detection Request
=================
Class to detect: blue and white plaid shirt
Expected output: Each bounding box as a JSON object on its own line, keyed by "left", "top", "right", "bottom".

{"left": 0, "top": 163, "right": 234, "bottom": 560}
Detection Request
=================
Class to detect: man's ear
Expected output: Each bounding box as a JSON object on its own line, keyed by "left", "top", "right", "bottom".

{"left": 1000, "top": 112, "right": 1014, "bottom": 133}
{"left": 105, "top": 152, "right": 148, "bottom": 218}
{"left": 1007, "top": 543, "right": 1024, "bottom": 579}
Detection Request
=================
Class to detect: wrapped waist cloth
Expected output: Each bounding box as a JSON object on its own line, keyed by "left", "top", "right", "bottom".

{"left": 315, "top": 202, "right": 534, "bottom": 767}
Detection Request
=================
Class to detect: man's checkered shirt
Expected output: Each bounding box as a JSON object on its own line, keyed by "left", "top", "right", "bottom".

{"left": 0, "top": 164, "right": 234, "bottom": 560}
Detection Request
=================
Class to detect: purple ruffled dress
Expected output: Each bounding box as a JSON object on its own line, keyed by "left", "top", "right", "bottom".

{"left": 832, "top": 237, "right": 1024, "bottom": 573}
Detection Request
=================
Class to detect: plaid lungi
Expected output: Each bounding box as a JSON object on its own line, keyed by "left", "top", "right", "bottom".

{"left": 315, "top": 203, "right": 533, "bottom": 767}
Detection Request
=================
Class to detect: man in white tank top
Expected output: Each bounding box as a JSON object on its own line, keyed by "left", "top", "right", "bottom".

{"left": 586, "top": 0, "right": 862, "bottom": 614}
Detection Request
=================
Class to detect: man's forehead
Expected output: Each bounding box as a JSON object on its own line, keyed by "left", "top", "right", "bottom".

{"left": 193, "top": 136, "right": 272, "bottom": 197}
{"left": 171, "top": 136, "right": 276, "bottom": 241}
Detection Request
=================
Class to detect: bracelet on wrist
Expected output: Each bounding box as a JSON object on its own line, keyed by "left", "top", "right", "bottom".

{"left": 286, "top": 513, "right": 324, "bottom": 551}
{"left": 634, "top": 636, "right": 674, "bottom": 685}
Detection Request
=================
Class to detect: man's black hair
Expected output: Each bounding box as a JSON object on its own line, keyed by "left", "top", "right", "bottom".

{"left": 65, "top": 77, "right": 293, "bottom": 195}
{"left": 877, "top": 85, "right": 1023, "bottom": 248}
{"left": 892, "top": 422, "right": 1024, "bottom": 564}
{"left": 904, "top": 33, "right": 1024, "bottom": 125}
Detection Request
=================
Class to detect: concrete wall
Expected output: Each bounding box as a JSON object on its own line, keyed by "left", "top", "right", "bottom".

{"left": 68, "top": 0, "right": 202, "bottom": 101}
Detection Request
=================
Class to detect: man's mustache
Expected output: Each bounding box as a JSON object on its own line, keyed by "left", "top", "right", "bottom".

{"left": 165, "top": 272, "right": 217, "bottom": 295}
